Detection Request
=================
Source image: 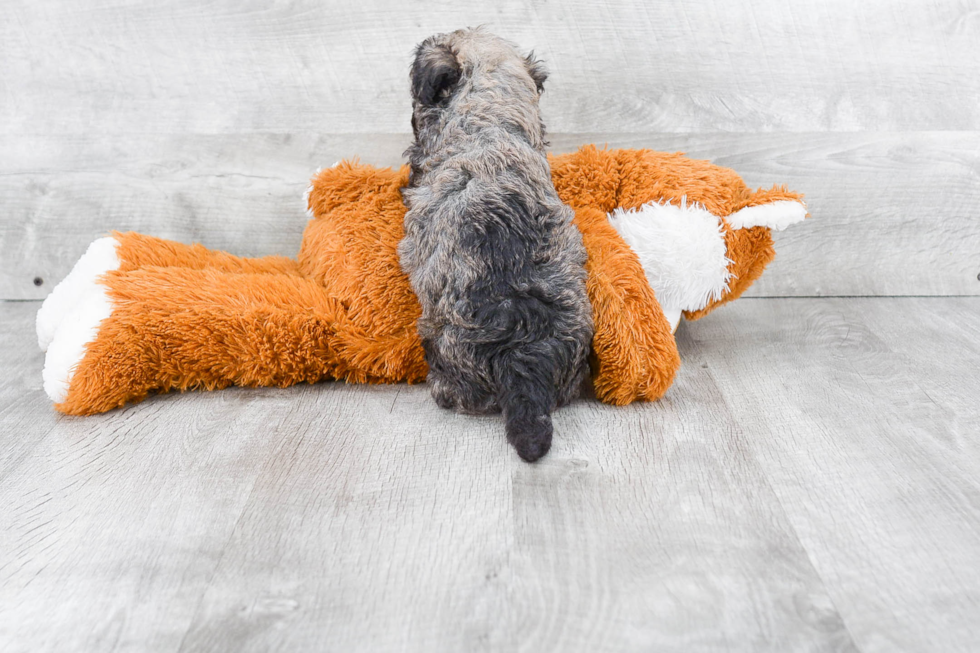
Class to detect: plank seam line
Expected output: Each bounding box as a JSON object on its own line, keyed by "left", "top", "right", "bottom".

{"left": 700, "top": 360, "right": 868, "bottom": 653}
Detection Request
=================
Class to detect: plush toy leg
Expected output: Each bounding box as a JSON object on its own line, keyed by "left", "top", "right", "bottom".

{"left": 37, "top": 232, "right": 302, "bottom": 354}
{"left": 45, "top": 265, "right": 423, "bottom": 416}
{"left": 573, "top": 207, "right": 680, "bottom": 405}
{"left": 110, "top": 231, "right": 301, "bottom": 276}
{"left": 105, "top": 231, "right": 426, "bottom": 382}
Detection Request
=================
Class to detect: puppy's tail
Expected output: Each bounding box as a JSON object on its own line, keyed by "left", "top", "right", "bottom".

{"left": 494, "top": 348, "right": 557, "bottom": 463}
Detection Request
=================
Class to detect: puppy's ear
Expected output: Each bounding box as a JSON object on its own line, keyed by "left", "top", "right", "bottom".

{"left": 524, "top": 52, "right": 548, "bottom": 94}
{"left": 411, "top": 41, "right": 461, "bottom": 106}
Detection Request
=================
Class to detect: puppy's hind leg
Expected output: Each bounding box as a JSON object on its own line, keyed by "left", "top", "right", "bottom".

{"left": 421, "top": 341, "right": 456, "bottom": 409}
{"left": 494, "top": 347, "right": 557, "bottom": 463}
{"left": 424, "top": 334, "right": 497, "bottom": 413}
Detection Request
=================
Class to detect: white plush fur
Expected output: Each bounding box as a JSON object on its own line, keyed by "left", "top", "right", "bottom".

{"left": 39, "top": 237, "right": 120, "bottom": 404}
{"left": 726, "top": 200, "right": 807, "bottom": 231}
{"left": 36, "top": 237, "right": 120, "bottom": 351}
{"left": 660, "top": 307, "right": 682, "bottom": 333}
{"left": 608, "top": 199, "right": 733, "bottom": 324}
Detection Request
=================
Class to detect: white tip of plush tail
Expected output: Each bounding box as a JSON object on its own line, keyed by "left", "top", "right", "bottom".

{"left": 726, "top": 200, "right": 807, "bottom": 231}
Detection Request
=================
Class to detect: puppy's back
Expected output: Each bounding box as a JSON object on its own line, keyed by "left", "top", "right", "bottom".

{"left": 400, "top": 28, "right": 593, "bottom": 461}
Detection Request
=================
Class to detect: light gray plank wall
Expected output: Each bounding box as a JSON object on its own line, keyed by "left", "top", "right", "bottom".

{"left": 3, "top": 133, "right": 978, "bottom": 299}
{"left": 3, "top": 0, "right": 977, "bottom": 134}
{"left": 3, "top": 1, "right": 979, "bottom": 299}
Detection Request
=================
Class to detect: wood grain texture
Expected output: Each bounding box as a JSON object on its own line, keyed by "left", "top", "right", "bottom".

{"left": 4, "top": 1, "right": 978, "bottom": 299}
{"left": 0, "top": 133, "right": 407, "bottom": 300}
{"left": 177, "top": 360, "right": 854, "bottom": 652}
{"left": 0, "top": 307, "right": 56, "bottom": 476}
{"left": 3, "top": 132, "right": 978, "bottom": 300}
{"left": 682, "top": 297, "right": 980, "bottom": 652}
{"left": 555, "top": 132, "right": 980, "bottom": 298}
{"left": 3, "top": 0, "right": 978, "bottom": 135}
{"left": 2, "top": 297, "right": 979, "bottom": 651}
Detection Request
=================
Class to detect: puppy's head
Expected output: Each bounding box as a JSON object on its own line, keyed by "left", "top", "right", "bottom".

{"left": 409, "top": 27, "right": 548, "bottom": 142}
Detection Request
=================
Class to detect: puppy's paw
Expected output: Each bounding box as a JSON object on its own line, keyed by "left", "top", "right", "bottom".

{"left": 434, "top": 392, "right": 456, "bottom": 410}
{"left": 40, "top": 240, "right": 119, "bottom": 404}
{"left": 36, "top": 237, "right": 119, "bottom": 352}
{"left": 507, "top": 414, "right": 553, "bottom": 463}
{"left": 429, "top": 379, "right": 457, "bottom": 409}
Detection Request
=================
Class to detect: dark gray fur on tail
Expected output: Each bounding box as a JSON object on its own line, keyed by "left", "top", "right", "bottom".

{"left": 398, "top": 27, "right": 593, "bottom": 462}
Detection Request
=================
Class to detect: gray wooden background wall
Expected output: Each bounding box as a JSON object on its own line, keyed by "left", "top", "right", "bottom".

{"left": 2, "top": 0, "right": 978, "bottom": 300}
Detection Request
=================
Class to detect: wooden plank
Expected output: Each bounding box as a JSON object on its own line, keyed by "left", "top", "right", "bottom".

{"left": 174, "top": 384, "right": 521, "bottom": 653}
{"left": 854, "top": 297, "right": 980, "bottom": 447}
{"left": 682, "top": 297, "right": 980, "bottom": 652}
{"left": 2, "top": 1, "right": 978, "bottom": 135}
{"left": 0, "top": 133, "right": 410, "bottom": 300}
{"left": 3, "top": 132, "right": 978, "bottom": 300}
{"left": 169, "top": 354, "right": 853, "bottom": 650}
{"left": 0, "top": 299, "right": 856, "bottom": 652}
{"left": 0, "top": 379, "right": 332, "bottom": 651}
{"left": 0, "top": 303, "right": 57, "bottom": 477}
{"left": 4, "top": 298, "right": 980, "bottom": 649}
{"left": 503, "top": 368, "right": 857, "bottom": 652}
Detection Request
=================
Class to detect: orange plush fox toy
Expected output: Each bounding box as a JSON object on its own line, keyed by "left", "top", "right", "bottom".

{"left": 37, "top": 146, "right": 806, "bottom": 416}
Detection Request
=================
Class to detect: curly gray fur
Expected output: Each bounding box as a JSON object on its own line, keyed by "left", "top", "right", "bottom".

{"left": 398, "top": 27, "right": 593, "bottom": 462}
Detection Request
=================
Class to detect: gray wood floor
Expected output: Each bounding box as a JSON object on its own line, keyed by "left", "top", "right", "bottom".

{"left": 2, "top": 297, "right": 978, "bottom": 652}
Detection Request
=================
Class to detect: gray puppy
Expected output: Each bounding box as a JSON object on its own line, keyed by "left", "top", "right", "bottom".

{"left": 398, "top": 27, "right": 593, "bottom": 462}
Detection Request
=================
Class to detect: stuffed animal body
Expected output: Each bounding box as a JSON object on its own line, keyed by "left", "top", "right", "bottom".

{"left": 36, "top": 146, "right": 806, "bottom": 416}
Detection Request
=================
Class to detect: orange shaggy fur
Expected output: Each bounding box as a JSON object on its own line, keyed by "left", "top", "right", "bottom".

{"left": 55, "top": 146, "right": 801, "bottom": 416}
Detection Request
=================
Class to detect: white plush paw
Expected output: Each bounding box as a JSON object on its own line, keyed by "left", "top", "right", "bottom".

{"left": 660, "top": 307, "right": 682, "bottom": 333}
{"left": 38, "top": 238, "right": 119, "bottom": 403}
{"left": 36, "top": 237, "right": 120, "bottom": 351}
{"left": 726, "top": 200, "right": 807, "bottom": 231}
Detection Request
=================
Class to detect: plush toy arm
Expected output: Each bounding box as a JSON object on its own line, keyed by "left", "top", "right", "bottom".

{"left": 685, "top": 186, "right": 807, "bottom": 320}
{"left": 43, "top": 263, "right": 425, "bottom": 416}
{"left": 588, "top": 147, "right": 808, "bottom": 325}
